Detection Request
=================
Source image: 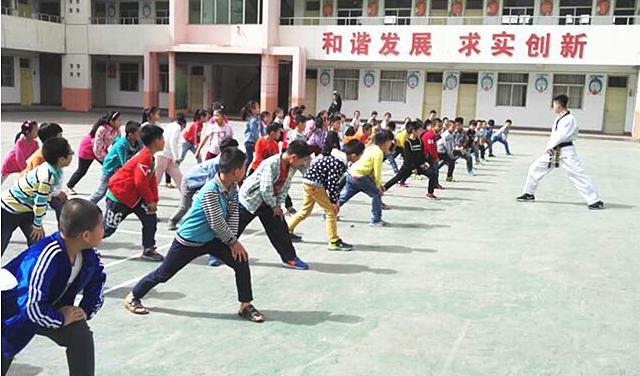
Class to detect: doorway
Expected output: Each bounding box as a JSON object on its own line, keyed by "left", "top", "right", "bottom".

{"left": 422, "top": 72, "right": 443, "bottom": 119}
{"left": 602, "top": 76, "right": 627, "bottom": 135}
{"left": 19, "top": 58, "right": 33, "bottom": 106}
{"left": 456, "top": 72, "right": 478, "bottom": 122}
{"left": 188, "top": 65, "right": 205, "bottom": 112}
{"left": 92, "top": 61, "right": 107, "bottom": 107}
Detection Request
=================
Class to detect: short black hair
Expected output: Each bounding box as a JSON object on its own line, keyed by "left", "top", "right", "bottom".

{"left": 266, "top": 123, "right": 281, "bottom": 134}
{"left": 374, "top": 131, "right": 390, "bottom": 146}
{"left": 553, "top": 94, "right": 569, "bottom": 109}
{"left": 362, "top": 123, "right": 373, "bottom": 132}
{"left": 218, "top": 148, "right": 246, "bottom": 173}
{"left": 174, "top": 113, "right": 187, "bottom": 126}
{"left": 42, "top": 137, "right": 71, "bottom": 165}
{"left": 286, "top": 140, "right": 311, "bottom": 158}
{"left": 343, "top": 139, "right": 365, "bottom": 156}
{"left": 386, "top": 121, "right": 397, "bottom": 131}
{"left": 488, "top": 119, "right": 495, "bottom": 126}
{"left": 505, "top": 119, "right": 512, "bottom": 124}
{"left": 125, "top": 121, "right": 141, "bottom": 137}
{"left": 59, "top": 198, "right": 103, "bottom": 238}
{"left": 430, "top": 110, "right": 437, "bottom": 114}
{"left": 295, "top": 114, "right": 307, "bottom": 124}
{"left": 220, "top": 138, "right": 239, "bottom": 151}
{"left": 330, "top": 115, "right": 342, "bottom": 124}
{"left": 371, "top": 111, "right": 378, "bottom": 116}
{"left": 454, "top": 117, "right": 464, "bottom": 125}
{"left": 140, "top": 124, "right": 164, "bottom": 146}
{"left": 405, "top": 121, "right": 418, "bottom": 133}
{"left": 321, "top": 131, "right": 341, "bottom": 155}
{"left": 37, "top": 122, "right": 63, "bottom": 143}
{"left": 344, "top": 125, "right": 356, "bottom": 137}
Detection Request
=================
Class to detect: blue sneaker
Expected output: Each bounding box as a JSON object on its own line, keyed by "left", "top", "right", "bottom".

{"left": 282, "top": 257, "right": 309, "bottom": 270}
{"left": 208, "top": 255, "right": 223, "bottom": 267}
{"left": 467, "top": 170, "right": 476, "bottom": 176}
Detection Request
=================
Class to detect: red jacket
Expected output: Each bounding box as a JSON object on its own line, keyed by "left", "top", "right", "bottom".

{"left": 108, "top": 147, "right": 158, "bottom": 208}
{"left": 182, "top": 121, "right": 204, "bottom": 145}
{"left": 421, "top": 129, "right": 439, "bottom": 162}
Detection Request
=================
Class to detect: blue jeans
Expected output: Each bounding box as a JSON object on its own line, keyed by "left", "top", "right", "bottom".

{"left": 339, "top": 175, "right": 382, "bottom": 224}
{"left": 385, "top": 152, "right": 399, "bottom": 174}
{"left": 491, "top": 136, "right": 511, "bottom": 155}
{"left": 89, "top": 172, "right": 111, "bottom": 204}
{"left": 244, "top": 142, "right": 255, "bottom": 169}
{"left": 180, "top": 141, "right": 201, "bottom": 164}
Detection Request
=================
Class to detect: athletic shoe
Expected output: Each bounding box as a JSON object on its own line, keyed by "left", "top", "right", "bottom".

{"left": 286, "top": 207, "right": 297, "bottom": 216}
{"left": 435, "top": 185, "right": 446, "bottom": 190}
{"left": 167, "top": 222, "right": 178, "bottom": 231}
{"left": 381, "top": 203, "right": 391, "bottom": 210}
{"left": 489, "top": 154, "right": 496, "bottom": 157}
{"left": 208, "top": 255, "right": 223, "bottom": 266}
{"left": 399, "top": 183, "right": 409, "bottom": 188}
{"left": 445, "top": 177, "right": 457, "bottom": 183}
{"left": 516, "top": 193, "right": 535, "bottom": 202}
{"left": 282, "top": 257, "right": 309, "bottom": 270}
{"left": 290, "top": 233, "right": 303, "bottom": 242}
{"left": 369, "top": 220, "right": 389, "bottom": 227}
{"left": 506, "top": 153, "right": 513, "bottom": 156}
{"left": 66, "top": 186, "right": 77, "bottom": 196}
{"left": 141, "top": 248, "right": 164, "bottom": 262}
{"left": 467, "top": 170, "right": 476, "bottom": 176}
{"left": 588, "top": 201, "right": 604, "bottom": 210}
{"left": 123, "top": 292, "right": 149, "bottom": 315}
{"left": 328, "top": 240, "right": 353, "bottom": 251}
{"left": 426, "top": 193, "right": 438, "bottom": 200}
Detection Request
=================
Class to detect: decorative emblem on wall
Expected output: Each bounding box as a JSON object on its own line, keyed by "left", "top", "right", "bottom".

{"left": 107, "top": 3, "right": 116, "bottom": 17}
{"left": 363, "top": 71, "right": 375, "bottom": 88}
{"left": 367, "top": 0, "right": 378, "bottom": 17}
{"left": 588, "top": 75, "right": 604, "bottom": 95}
{"left": 480, "top": 73, "right": 494, "bottom": 91}
{"left": 142, "top": 3, "right": 152, "bottom": 18}
{"left": 534, "top": 74, "right": 549, "bottom": 93}
{"left": 407, "top": 72, "right": 420, "bottom": 89}
{"left": 319, "top": 70, "right": 331, "bottom": 86}
{"left": 444, "top": 72, "right": 459, "bottom": 91}
{"left": 486, "top": 0, "right": 499, "bottom": 16}
{"left": 415, "top": 0, "right": 427, "bottom": 16}
{"left": 540, "top": 0, "right": 553, "bottom": 16}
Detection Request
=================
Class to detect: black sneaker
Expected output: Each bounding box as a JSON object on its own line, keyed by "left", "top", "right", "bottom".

{"left": 588, "top": 201, "right": 604, "bottom": 210}
{"left": 328, "top": 239, "right": 353, "bottom": 251}
{"left": 516, "top": 193, "right": 535, "bottom": 202}
{"left": 290, "top": 233, "right": 303, "bottom": 242}
{"left": 141, "top": 248, "right": 164, "bottom": 262}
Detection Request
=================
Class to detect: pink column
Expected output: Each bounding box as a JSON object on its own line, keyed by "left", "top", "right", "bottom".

{"left": 62, "top": 89, "right": 92, "bottom": 112}
{"left": 633, "top": 74, "right": 640, "bottom": 140}
{"left": 168, "top": 52, "right": 176, "bottom": 118}
{"left": 260, "top": 54, "right": 279, "bottom": 112}
{"left": 290, "top": 49, "right": 306, "bottom": 107}
{"left": 143, "top": 52, "right": 159, "bottom": 108}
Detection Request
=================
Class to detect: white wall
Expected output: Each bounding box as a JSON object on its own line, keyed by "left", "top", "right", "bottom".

{"left": 0, "top": 15, "right": 65, "bottom": 54}
{"left": 1, "top": 54, "right": 41, "bottom": 104}
{"left": 105, "top": 57, "right": 144, "bottom": 108}
{"left": 624, "top": 73, "right": 638, "bottom": 133}
{"left": 315, "top": 68, "right": 425, "bottom": 120}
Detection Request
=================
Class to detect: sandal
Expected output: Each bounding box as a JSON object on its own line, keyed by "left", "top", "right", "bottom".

{"left": 123, "top": 292, "right": 149, "bottom": 315}
{"left": 238, "top": 304, "right": 264, "bottom": 323}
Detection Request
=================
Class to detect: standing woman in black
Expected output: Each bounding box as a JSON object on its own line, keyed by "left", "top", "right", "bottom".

{"left": 328, "top": 91, "right": 342, "bottom": 117}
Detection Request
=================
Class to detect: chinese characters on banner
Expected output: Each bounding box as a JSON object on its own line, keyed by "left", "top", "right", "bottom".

{"left": 322, "top": 30, "right": 587, "bottom": 59}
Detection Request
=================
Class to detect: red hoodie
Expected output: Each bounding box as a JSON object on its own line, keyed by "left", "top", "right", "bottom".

{"left": 182, "top": 120, "right": 204, "bottom": 145}
{"left": 421, "top": 129, "right": 439, "bottom": 162}
{"left": 108, "top": 147, "right": 158, "bottom": 208}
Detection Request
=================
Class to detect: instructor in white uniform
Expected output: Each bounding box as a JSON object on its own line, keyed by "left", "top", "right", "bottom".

{"left": 517, "top": 94, "right": 604, "bottom": 210}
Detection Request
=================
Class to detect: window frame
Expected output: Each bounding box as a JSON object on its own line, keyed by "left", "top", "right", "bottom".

{"left": 379, "top": 70, "right": 407, "bottom": 103}
{"left": 1, "top": 56, "right": 15, "bottom": 88}
{"left": 552, "top": 74, "right": 585, "bottom": 109}
{"left": 333, "top": 69, "right": 360, "bottom": 101}
{"left": 496, "top": 73, "right": 528, "bottom": 107}
{"left": 119, "top": 62, "right": 140, "bottom": 92}
{"left": 159, "top": 64, "right": 169, "bottom": 93}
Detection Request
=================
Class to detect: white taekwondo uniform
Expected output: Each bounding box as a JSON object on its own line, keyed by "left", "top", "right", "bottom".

{"left": 523, "top": 111, "right": 600, "bottom": 205}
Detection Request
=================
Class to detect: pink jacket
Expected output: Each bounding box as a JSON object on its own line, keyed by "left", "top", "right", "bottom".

{"left": 92, "top": 125, "right": 120, "bottom": 161}
{"left": 1, "top": 136, "right": 39, "bottom": 175}
{"left": 77, "top": 134, "right": 96, "bottom": 160}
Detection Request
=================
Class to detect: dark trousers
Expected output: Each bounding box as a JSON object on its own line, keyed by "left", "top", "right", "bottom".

{"left": 67, "top": 158, "right": 95, "bottom": 189}
{"left": 50, "top": 196, "right": 64, "bottom": 222}
{"left": 438, "top": 153, "right": 456, "bottom": 178}
{"left": 132, "top": 239, "right": 253, "bottom": 303}
{"left": 1, "top": 210, "right": 34, "bottom": 254}
{"left": 384, "top": 163, "right": 436, "bottom": 194}
{"left": 285, "top": 195, "right": 293, "bottom": 209}
{"left": 244, "top": 142, "right": 255, "bottom": 169}
{"left": 238, "top": 204, "right": 297, "bottom": 263}
{"left": 103, "top": 199, "right": 157, "bottom": 250}
{"left": 454, "top": 150, "right": 473, "bottom": 172}
{"left": 165, "top": 172, "right": 171, "bottom": 184}
{"left": 169, "top": 184, "right": 198, "bottom": 227}
{"left": 2, "top": 320, "right": 95, "bottom": 376}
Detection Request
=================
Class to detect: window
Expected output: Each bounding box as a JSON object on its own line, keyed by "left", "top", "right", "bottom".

{"left": 1, "top": 56, "right": 14, "bottom": 87}
{"left": 305, "top": 69, "right": 318, "bottom": 79}
{"left": 460, "top": 72, "right": 478, "bottom": 84}
{"left": 337, "top": 0, "right": 362, "bottom": 26}
{"left": 119, "top": 2, "right": 139, "bottom": 24}
{"left": 607, "top": 76, "right": 628, "bottom": 88}
{"left": 189, "top": 0, "right": 262, "bottom": 24}
{"left": 379, "top": 71, "right": 406, "bottom": 102}
{"left": 306, "top": 0, "right": 319, "bottom": 11}
{"left": 502, "top": 0, "right": 534, "bottom": 24}
{"left": 552, "top": 74, "right": 584, "bottom": 109}
{"left": 613, "top": 0, "right": 635, "bottom": 24}
{"left": 384, "top": 0, "right": 412, "bottom": 25}
{"left": 156, "top": 1, "right": 169, "bottom": 24}
{"left": 119, "top": 63, "right": 139, "bottom": 92}
{"left": 189, "top": 0, "right": 201, "bottom": 23}
{"left": 334, "top": 69, "right": 359, "bottom": 101}
{"left": 159, "top": 64, "right": 169, "bottom": 93}
{"left": 431, "top": 0, "right": 447, "bottom": 9}
{"left": 496, "top": 73, "right": 528, "bottom": 107}
{"left": 559, "top": 0, "right": 592, "bottom": 25}
{"left": 426, "top": 72, "right": 443, "bottom": 82}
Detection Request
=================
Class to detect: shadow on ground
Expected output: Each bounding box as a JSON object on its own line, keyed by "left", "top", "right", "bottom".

{"left": 105, "top": 287, "right": 187, "bottom": 300}
{"left": 298, "top": 241, "right": 438, "bottom": 255}
{"left": 535, "top": 200, "right": 635, "bottom": 209}
{"left": 339, "top": 219, "right": 451, "bottom": 230}
{"left": 252, "top": 261, "right": 397, "bottom": 275}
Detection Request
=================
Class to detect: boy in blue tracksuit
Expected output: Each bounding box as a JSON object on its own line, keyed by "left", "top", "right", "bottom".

{"left": 89, "top": 121, "right": 142, "bottom": 203}
{"left": 1, "top": 199, "right": 106, "bottom": 376}
{"left": 124, "top": 147, "right": 264, "bottom": 323}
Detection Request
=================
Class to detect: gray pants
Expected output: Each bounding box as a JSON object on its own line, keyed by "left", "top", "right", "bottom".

{"left": 88, "top": 172, "right": 111, "bottom": 204}
{"left": 169, "top": 181, "right": 199, "bottom": 227}
{"left": 2, "top": 320, "right": 94, "bottom": 376}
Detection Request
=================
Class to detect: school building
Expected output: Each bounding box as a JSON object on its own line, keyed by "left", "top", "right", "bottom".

{"left": 1, "top": 0, "right": 640, "bottom": 136}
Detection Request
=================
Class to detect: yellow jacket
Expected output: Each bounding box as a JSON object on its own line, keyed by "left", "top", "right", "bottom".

{"left": 349, "top": 144, "right": 384, "bottom": 187}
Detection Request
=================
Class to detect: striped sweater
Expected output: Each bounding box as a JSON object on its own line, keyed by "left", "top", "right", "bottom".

{"left": 1, "top": 162, "right": 61, "bottom": 229}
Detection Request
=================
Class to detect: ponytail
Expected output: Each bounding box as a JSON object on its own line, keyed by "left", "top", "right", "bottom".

{"left": 142, "top": 106, "right": 159, "bottom": 124}
{"left": 15, "top": 120, "right": 38, "bottom": 143}
{"left": 89, "top": 115, "right": 108, "bottom": 138}
{"left": 193, "top": 109, "right": 205, "bottom": 123}
{"left": 241, "top": 100, "right": 259, "bottom": 121}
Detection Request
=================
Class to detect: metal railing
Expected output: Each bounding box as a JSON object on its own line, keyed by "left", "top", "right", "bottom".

{"left": 89, "top": 16, "right": 170, "bottom": 25}
{"left": 1, "top": 8, "right": 62, "bottom": 23}
{"left": 280, "top": 14, "right": 639, "bottom": 26}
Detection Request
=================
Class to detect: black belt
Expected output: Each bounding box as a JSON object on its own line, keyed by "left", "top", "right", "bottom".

{"left": 548, "top": 142, "right": 572, "bottom": 168}
{"left": 556, "top": 142, "right": 573, "bottom": 148}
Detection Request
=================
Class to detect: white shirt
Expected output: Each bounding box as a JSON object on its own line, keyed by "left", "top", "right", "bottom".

{"left": 161, "top": 121, "right": 183, "bottom": 161}
{"left": 62, "top": 252, "right": 83, "bottom": 296}
{"left": 546, "top": 111, "right": 578, "bottom": 150}
{"left": 494, "top": 124, "right": 510, "bottom": 140}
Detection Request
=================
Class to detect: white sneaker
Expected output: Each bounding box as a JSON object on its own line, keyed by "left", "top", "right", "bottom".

{"left": 66, "top": 186, "right": 77, "bottom": 195}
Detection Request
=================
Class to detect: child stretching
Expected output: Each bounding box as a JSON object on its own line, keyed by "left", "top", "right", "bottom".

{"left": 242, "top": 101, "right": 262, "bottom": 169}
{"left": 102, "top": 124, "right": 164, "bottom": 262}
{"left": 124, "top": 148, "right": 265, "bottom": 322}
{"left": 155, "top": 114, "right": 187, "bottom": 191}
{"left": 1, "top": 199, "right": 106, "bottom": 376}
{"left": 1, "top": 120, "right": 39, "bottom": 183}
{"left": 196, "top": 109, "right": 234, "bottom": 161}
{"left": 339, "top": 132, "right": 392, "bottom": 227}
{"left": 238, "top": 140, "right": 311, "bottom": 270}
{"left": 180, "top": 109, "right": 208, "bottom": 164}
{"left": 88, "top": 121, "right": 142, "bottom": 204}
{"left": 249, "top": 123, "right": 282, "bottom": 175}
{"left": 288, "top": 115, "right": 308, "bottom": 144}
{"left": 1, "top": 138, "right": 74, "bottom": 254}
{"left": 288, "top": 135, "right": 364, "bottom": 251}
{"left": 384, "top": 121, "right": 437, "bottom": 199}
